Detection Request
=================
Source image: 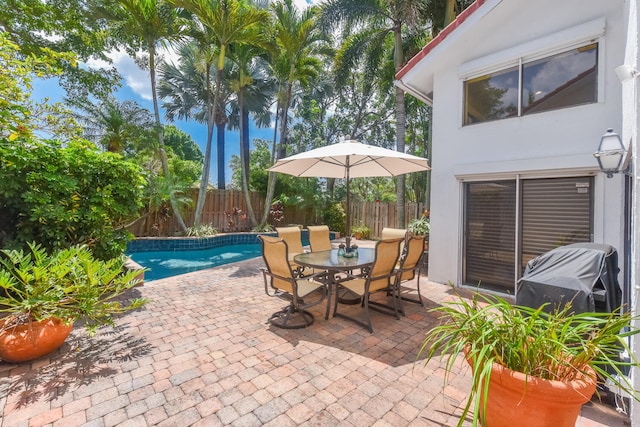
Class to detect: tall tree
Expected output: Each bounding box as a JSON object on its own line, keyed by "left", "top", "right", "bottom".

{"left": 157, "top": 40, "right": 235, "bottom": 191}
{"left": 0, "top": 0, "right": 120, "bottom": 99}
{"left": 67, "top": 96, "right": 155, "bottom": 153}
{"left": 261, "top": 0, "right": 328, "bottom": 227}
{"left": 227, "top": 46, "right": 276, "bottom": 226}
{"left": 106, "top": 0, "right": 189, "bottom": 231}
{"left": 173, "top": 0, "right": 268, "bottom": 226}
{"left": 319, "top": 0, "right": 427, "bottom": 227}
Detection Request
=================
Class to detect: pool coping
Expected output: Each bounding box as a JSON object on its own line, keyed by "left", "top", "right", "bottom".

{"left": 126, "top": 232, "right": 277, "bottom": 253}
{"left": 126, "top": 230, "right": 338, "bottom": 253}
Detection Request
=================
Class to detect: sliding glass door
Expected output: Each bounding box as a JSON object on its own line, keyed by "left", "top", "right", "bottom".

{"left": 464, "top": 177, "right": 593, "bottom": 293}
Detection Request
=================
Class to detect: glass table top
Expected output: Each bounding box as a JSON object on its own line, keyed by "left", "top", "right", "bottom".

{"left": 294, "top": 248, "right": 375, "bottom": 270}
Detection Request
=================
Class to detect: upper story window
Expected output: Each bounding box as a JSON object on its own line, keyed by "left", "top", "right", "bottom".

{"left": 463, "top": 43, "right": 598, "bottom": 126}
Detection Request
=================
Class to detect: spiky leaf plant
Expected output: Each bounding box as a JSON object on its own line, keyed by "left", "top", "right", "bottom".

{"left": 418, "top": 290, "right": 640, "bottom": 426}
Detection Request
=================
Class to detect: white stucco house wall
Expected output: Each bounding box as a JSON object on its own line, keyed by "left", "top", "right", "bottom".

{"left": 396, "top": 0, "right": 640, "bottom": 423}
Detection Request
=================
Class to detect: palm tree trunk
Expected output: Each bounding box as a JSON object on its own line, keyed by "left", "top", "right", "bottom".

{"left": 193, "top": 61, "right": 217, "bottom": 227}
{"left": 444, "top": 0, "right": 456, "bottom": 27}
{"left": 238, "top": 89, "right": 257, "bottom": 226}
{"left": 149, "top": 44, "right": 188, "bottom": 232}
{"left": 261, "top": 81, "right": 292, "bottom": 227}
{"left": 215, "top": 114, "right": 226, "bottom": 190}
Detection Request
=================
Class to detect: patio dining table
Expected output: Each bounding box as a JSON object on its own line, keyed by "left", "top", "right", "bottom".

{"left": 294, "top": 248, "right": 375, "bottom": 320}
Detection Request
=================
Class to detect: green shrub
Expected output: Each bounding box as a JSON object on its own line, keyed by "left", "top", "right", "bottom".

{"left": 0, "top": 138, "right": 145, "bottom": 259}
{"left": 407, "top": 216, "right": 430, "bottom": 235}
{"left": 186, "top": 224, "right": 218, "bottom": 237}
{"left": 323, "top": 202, "right": 346, "bottom": 235}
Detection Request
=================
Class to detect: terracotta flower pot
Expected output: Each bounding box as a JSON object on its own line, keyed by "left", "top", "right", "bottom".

{"left": 0, "top": 318, "right": 73, "bottom": 363}
{"left": 470, "top": 358, "right": 597, "bottom": 427}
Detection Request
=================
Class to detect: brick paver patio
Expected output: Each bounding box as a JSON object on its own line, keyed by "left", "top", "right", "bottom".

{"left": 0, "top": 246, "right": 631, "bottom": 426}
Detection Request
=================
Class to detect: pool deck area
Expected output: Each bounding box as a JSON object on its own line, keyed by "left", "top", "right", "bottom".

{"left": 0, "top": 240, "right": 631, "bottom": 426}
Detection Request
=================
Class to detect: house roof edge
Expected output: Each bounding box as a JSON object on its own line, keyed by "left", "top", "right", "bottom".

{"left": 396, "top": 0, "right": 490, "bottom": 81}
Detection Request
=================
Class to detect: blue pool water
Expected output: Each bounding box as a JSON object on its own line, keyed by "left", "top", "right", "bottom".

{"left": 129, "top": 243, "right": 262, "bottom": 282}
{"left": 127, "top": 231, "right": 330, "bottom": 282}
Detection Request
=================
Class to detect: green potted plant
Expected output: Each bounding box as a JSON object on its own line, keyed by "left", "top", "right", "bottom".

{"left": 408, "top": 209, "right": 430, "bottom": 250}
{"left": 407, "top": 216, "right": 430, "bottom": 236}
{"left": 0, "top": 243, "right": 148, "bottom": 363}
{"left": 418, "top": 291, "right": 640, "bottom": 427}
{"left": 351, "top": 221, "right": 370, "bottom": 239}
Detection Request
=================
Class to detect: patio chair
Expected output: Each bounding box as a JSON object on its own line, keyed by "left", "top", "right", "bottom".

{"left": 394, "top": 234, "right": 426, "bottom": 312}
{"left": 307, "top": 225, "right": 332, "bottom": 252}
{"left": 258, "top": 235, "right": 327, "bottom": 329}
{"left": 333, "top": 238, "right": 403, "bottom": 333}
{"left": 276, "top": 226, "right": 306, "bottom": 275}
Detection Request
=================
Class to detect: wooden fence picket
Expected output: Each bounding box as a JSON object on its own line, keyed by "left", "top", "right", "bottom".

{"left": 127, "top": 189, "right": 425, "bottom": 238}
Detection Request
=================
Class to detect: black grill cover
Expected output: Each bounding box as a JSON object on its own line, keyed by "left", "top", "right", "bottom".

{"left": 516, "top": 243, "right": 622, "bottom": 314}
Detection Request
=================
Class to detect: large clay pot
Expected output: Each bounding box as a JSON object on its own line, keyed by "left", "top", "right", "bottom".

{"left": 0, "top": 318, "right": 73, "bottom": 363}
{"left": 473, "top": 359, "right": 596, "bottom": 427}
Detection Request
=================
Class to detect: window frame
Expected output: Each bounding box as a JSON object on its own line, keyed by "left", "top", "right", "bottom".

{"left": 458, "top": 17, "right": 606, "bottom": 126}
{"left": 463, "top": 42, "right": 600, "bottom": 126}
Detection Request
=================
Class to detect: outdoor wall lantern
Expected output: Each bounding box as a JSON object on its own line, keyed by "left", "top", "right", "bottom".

{"left": 593, "top": 128, "right": 626, "bottom": 178}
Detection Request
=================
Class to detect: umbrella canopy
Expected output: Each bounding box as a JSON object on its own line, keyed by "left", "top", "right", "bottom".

{"left": 268, "top": 140, "right": 430, "bottom": 242}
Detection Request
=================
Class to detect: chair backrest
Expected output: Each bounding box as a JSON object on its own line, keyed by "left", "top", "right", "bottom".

{"left": 368, "top": 238, "right": 403, "bottom": 292}
{"left": 381, "top": 227, "right": 407, "bottom": 255}
{"left": 307, "top": 225, "right": 332, "bottom": 252}
{"left": 259, "top": 235, "right": 294, "bottom": 293}
{"left": 276, "top": 226, "right": 304, "bottom": 255}
{"left": 398, "top": 234, "right": 425, "bottom": 281}
{"left": 381, "top": 227, "right": 407, "bottom": 241}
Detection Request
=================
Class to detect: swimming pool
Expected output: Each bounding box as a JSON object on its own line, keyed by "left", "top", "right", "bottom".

{"left": 129, "top": 243, "right": 262, "bottom": 282}
{"left": 127, "top": 231, "right": 330, "bottom": 282}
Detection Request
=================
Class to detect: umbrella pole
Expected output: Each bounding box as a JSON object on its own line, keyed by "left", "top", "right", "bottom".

{"left": 345, "top": 157, "right": 351, "bottom": 248}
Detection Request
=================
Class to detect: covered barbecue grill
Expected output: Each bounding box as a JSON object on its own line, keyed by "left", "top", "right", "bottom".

{"left": 516, "top": 243, "right": 622, "bottom": 314}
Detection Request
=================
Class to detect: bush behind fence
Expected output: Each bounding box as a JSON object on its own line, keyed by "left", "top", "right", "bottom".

{"left": 128, "top": 189, "right": 425, "bottom": 239}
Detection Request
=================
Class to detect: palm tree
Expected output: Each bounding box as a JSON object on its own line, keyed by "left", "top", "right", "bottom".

{"left": 107, "top": 0, "right": 189, "bottom": 231}
{"left": 158, "top": 41, "right": 236, "bottom": 192}
{"left": 67, "top": 96, "right": 155, "bottom": 153}
{"left": 424, "top": 0, "right": 475, "bottom": 35}
{"left": 227, "top": 47, "right": 276, "bottom": 226}
{"left": 319, "top": 0, "right": 427, "bottom": 227}
{"left": 172, "top": 0, "right": 269, "bottom": 226}
{"left": 260, "top": 0, "right": 328, "bottom": 227}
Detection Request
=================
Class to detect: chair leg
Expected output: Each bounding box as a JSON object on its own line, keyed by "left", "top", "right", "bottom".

{"left": 362, "top": 294, "right": 373, "bottom": 333}
{"left": 415, "top": 272, "right": 425, "bottom": 307}
{"left": 333, "top": 286, "right": 373, "bottom": 333}
{"left": 391, "top": 282, "right": 402, "bottom": 319}
{"left": 268, "top": 304, "right": 314, "bottom": 329}
{"left": 398, "top": 269, "right": 425, "bottom": 307}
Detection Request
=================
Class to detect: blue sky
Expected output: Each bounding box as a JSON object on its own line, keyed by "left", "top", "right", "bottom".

{"left": 32, "top": 71, "right": 275, "bottom": 187}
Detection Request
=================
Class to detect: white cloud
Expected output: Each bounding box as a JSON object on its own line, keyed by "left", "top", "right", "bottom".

{"left": 82, "top": 1, "right": 322, "bottom": 100}
{"left": 85, "top": 50, "right": 153, "bottom": 100}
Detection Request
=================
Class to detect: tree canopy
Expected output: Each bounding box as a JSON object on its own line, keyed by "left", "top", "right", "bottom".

{"left": 3, "top": 0, "right": 480, "bottom": 236}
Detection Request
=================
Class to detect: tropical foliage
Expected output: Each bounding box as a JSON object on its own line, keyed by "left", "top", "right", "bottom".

{"left": 0, "top": 243, "right": 147, "bottom": 335}
{"left": 0, "top": 31, "right": 145, "bottom": 259}
{"left": 0, "top": 139, "right": 145, "bottom": 259}
{"left": 3, "top": 0, "right": 480, "bottom": 237}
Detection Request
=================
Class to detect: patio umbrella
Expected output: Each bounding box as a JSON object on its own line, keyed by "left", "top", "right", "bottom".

{"left": 268, "top": 139, "right": 430, "bottom": 245}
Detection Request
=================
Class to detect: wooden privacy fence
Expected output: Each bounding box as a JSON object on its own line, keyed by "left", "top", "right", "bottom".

{"left": 128, "top": 189, "right": 426, "bottom": 239}
{"left": 349, "top": 201, "right": 426, "bottom": 238}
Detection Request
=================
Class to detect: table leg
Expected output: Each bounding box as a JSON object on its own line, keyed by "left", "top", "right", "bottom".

{"left": 325, "top": 273, "right": 335, "bottom": 320}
